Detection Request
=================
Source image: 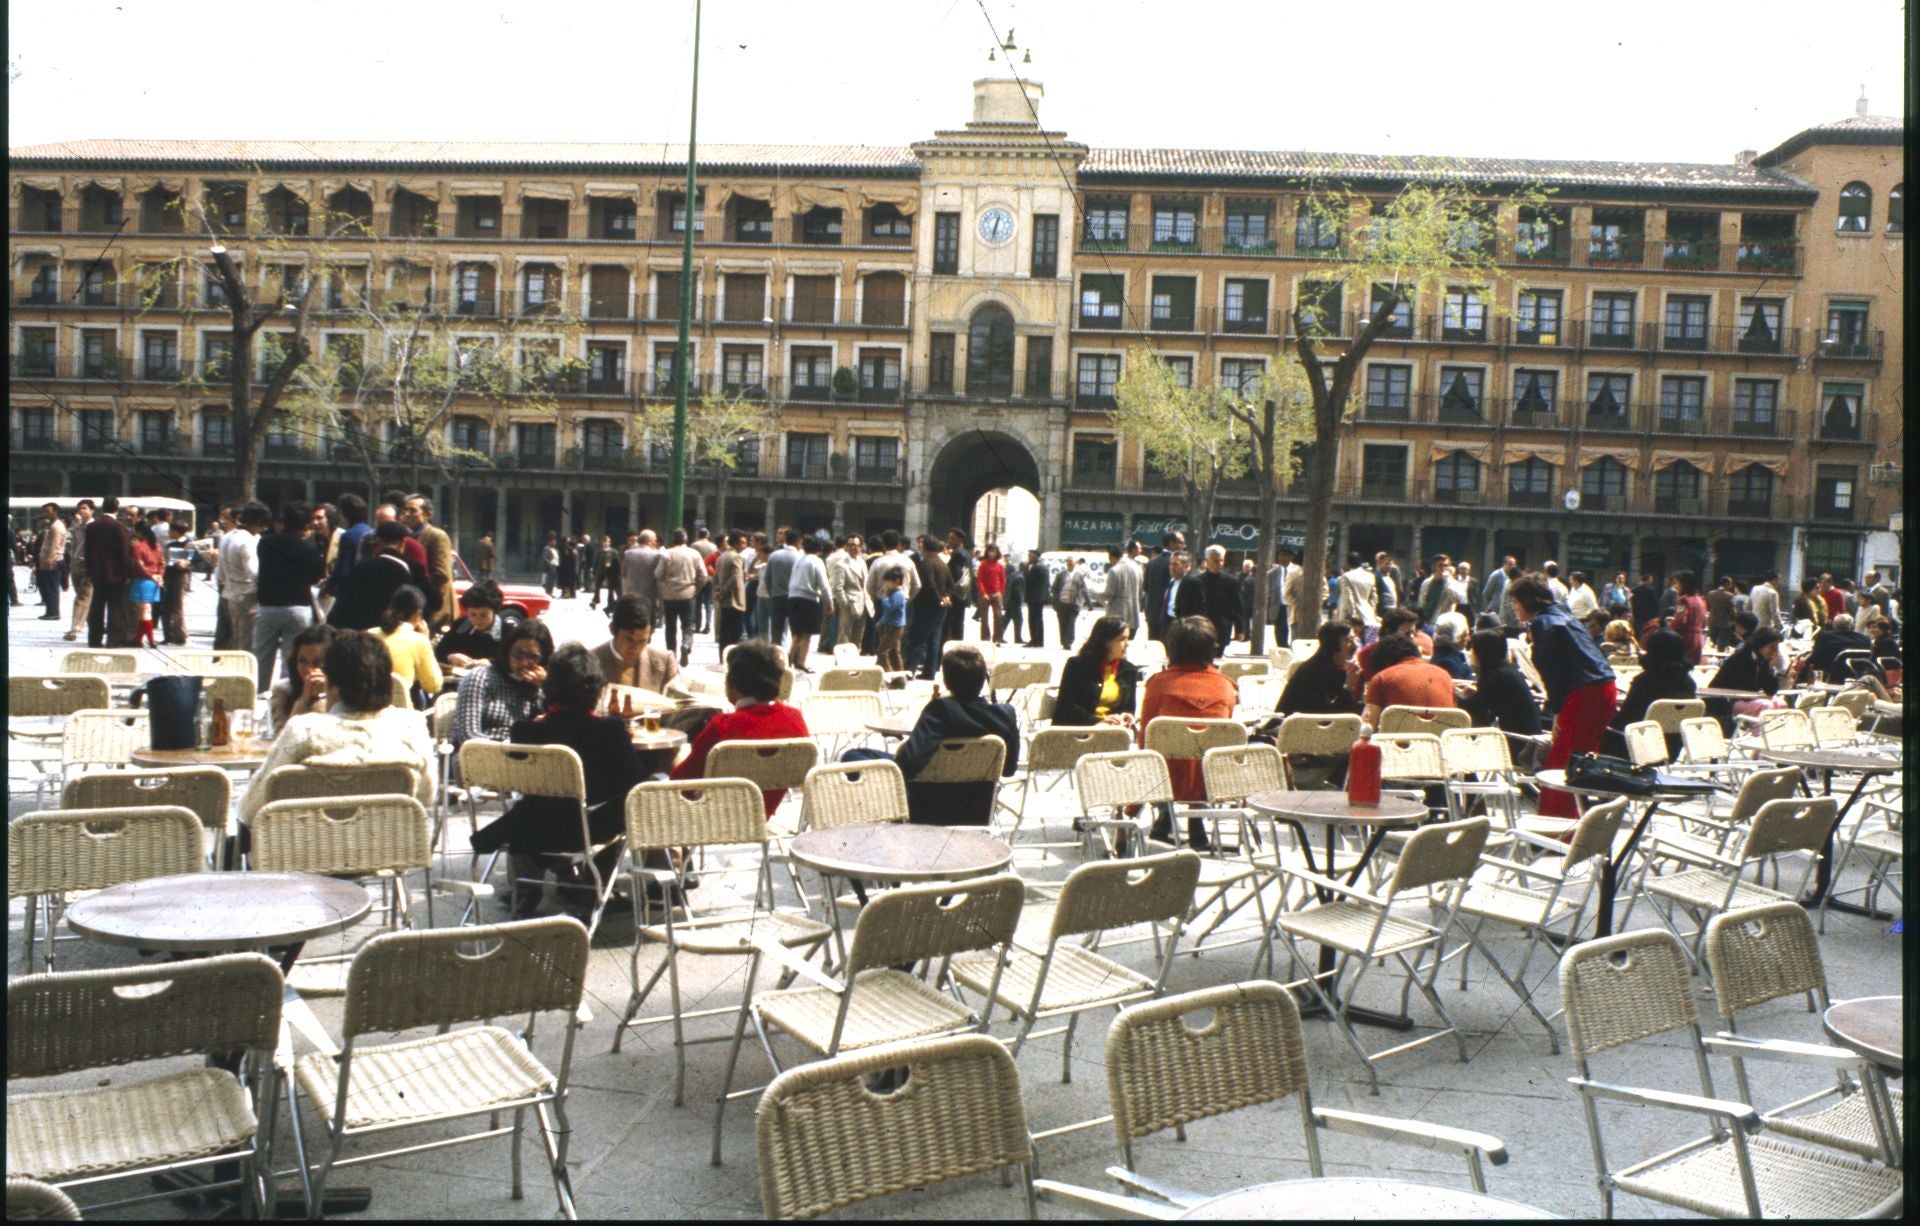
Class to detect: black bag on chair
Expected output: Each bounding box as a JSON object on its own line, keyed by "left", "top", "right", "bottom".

{"left": 136, "top": 674, "right": 204, "bottom": 750}
{"left": 1564, "top": 752, "right": 1657, "bottom": 796}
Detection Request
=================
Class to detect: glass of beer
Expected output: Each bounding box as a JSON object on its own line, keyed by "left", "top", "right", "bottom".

{"left": 643, "top": 709, "right": 662, "bottom": 734}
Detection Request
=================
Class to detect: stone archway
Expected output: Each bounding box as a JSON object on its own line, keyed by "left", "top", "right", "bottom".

{"left": 924, "top": 428, "right": 1043, "bottom": 545}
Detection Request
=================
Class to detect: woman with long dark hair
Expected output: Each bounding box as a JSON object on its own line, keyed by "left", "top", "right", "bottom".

{"left": 1054, "top": 615, "right": 1140, "bottom": 727}
{"left": 126, "top": 520, "right": 165, "bottom": 648}
{"left": 379, "top": 584, "right": 441, "bottom": 706}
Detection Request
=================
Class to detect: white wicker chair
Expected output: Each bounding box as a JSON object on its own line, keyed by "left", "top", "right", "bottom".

{"left": 8, "top": 805, "right": 205, "bottom": 972}
{"left": 1558, "top": 927, "right": 1902, "bottom": 1218}
{"left": 61, "top": 766, "right": 232, "bottom": 868}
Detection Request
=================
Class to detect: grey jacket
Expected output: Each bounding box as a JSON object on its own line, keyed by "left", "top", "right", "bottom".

{"left": 1103, "top": 557, "right": 1141, "bottom": 626}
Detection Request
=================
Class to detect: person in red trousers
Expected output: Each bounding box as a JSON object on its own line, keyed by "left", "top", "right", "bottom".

{"left": 1509, "top": 573, "right": 1617, "bottom": 821}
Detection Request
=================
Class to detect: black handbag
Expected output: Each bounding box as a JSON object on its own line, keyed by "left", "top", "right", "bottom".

{"left": 1564, "top": 752, "right": 1658, "bottom": 796}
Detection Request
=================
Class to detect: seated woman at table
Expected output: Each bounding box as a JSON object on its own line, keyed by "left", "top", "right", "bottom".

{"left": 379, "top": 585, "right": 442, "bottom": 709}
{"left": 1602, "top": 629, "right": 1694, "bottom": 758}
{"left": 452, "top": 618, "right": 552, "bottom": 748}
{"left": 670, "top": 639, "right": 809, "bottom": 816}
{"left": 839, "top": 645, "right": 1020, "bottom": 826}
{"left": 1140, "top": 616, "right": 1237, "bottom": 848}
{"left": 239, "top": 629, "right": 435, "bottom": 826}
{"left": 1276, "top": 622, "right": 1362, "bottom": 719}
{"left": 1054, "top": 615, "right": 1139, "bottom": 727}
{"left": 1460, "top": 629, "right": 1544, "bottom": 743}
{"left": 1600, "top": 619, "right": 1640, "bottom": 665}
{"left": 1704, "top": 627, "right": 1785, "bottom": 734}
{"left": 470, "top": 643, "right": 649, "bottom": 918}
{"left": 1361, "top": 634, "right": 1458, "bottom": 728}
{"left": 268, "top": 621, "right": 337, "bottom": 731}
{"left": 436, "top": 579, "right": 504, "bottom": 673}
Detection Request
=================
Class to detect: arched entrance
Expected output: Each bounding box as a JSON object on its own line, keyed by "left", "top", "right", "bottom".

{"left": 926, "top": 429, "right": 1041, "bottom": 549}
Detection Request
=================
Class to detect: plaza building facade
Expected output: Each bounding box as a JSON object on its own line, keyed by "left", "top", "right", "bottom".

{"left": 9, "top": 80, "right": 1903, "bottom": 583}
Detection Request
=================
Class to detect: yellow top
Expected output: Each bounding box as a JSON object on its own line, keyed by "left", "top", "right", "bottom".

{"left": 382, "top": 622, "right": 443, "bottom": 698}
{"left": 1095, "top": 667, "right": 1121, "bottom": 719}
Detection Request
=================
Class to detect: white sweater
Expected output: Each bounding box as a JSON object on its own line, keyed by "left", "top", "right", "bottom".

{"left": 240, "top": 705, "right": 435, "bottom": 822}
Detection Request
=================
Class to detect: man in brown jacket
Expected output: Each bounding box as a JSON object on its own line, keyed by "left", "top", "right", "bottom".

{"left": 654, "top": 528, "right": 706, "bottom": 666}
{"left": 713, "top": 531, "right": 748, "bottom": 648}
{"left": 403, "top": 494, "right": 457, "bottom": 632}
{"left": 34, "top": 502, "right": 67, "bottom": 620}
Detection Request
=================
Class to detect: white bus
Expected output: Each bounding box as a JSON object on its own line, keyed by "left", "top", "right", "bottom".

{"left": 9, "top": 495, "right": 199, "bottom": 536}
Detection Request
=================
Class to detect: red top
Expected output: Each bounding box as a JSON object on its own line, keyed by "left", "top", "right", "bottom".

{"left": 1352, "top": 629, "right": 1435, "bottom": 695}
{"left": 1364, "top": 658, "right": 1458, "bottom": 713}
{"left": 1820, "top": 586, "right": 1846, "bottom": 619}
{"left": 1138, "top": 663, "right": 1238, "bottom": 801}
{"left": 976, "top": 558, "right": 1006, "bottom": 597}
{"left": 1669, "top": 593, "right": 1708, "bottom": 664}
{"left": 671, "top": 700, "right": 810, "bottom": 814}
{"left": 398, "top": 534, "right": 428, "bottom": 569}
{"left": 130, "top": 537, "right": 165, "bottom": 580}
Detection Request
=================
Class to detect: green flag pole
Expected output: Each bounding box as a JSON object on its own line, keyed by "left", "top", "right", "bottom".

{"left": 668, "top": 0, "right": 702, "bottom": 535}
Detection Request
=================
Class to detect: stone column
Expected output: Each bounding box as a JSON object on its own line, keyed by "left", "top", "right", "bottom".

{"left": 1704, "top": 538, "right": 1719, "bottom": 586}
{"left": 1627, "top": 534, "right": 1642, "bottom": 578}
{"left": 561, "top": 487, "right": 572, "bottom": 538}
{"left": 1409, "top": 524, "right": 1424, "bottom": 568}
{"left": 831, "top": 499, "right": 846, "bottom": 538}
{"left": 1334, "top": 520, "right": 1349, "bottom": 564}
{"left": 495, "top": 485, "right": 508, "bottom": 560}
{"left": 1481, "top": 528, "right": 1497, "bottom": 582}
{"left": 764, "top": 495, "right": 777, "bottom": 534}
{"left": 627, "top": 489, "right": 639, "bottom": 537}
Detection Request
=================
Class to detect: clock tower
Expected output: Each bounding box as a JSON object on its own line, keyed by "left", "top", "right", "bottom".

{"left": 905, "top": 78, "right": 1087, "bottom": 546}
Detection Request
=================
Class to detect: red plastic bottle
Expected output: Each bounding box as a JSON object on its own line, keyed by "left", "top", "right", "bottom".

{"left": 1347, "top": 736, "right": 1382, "bottom": 806}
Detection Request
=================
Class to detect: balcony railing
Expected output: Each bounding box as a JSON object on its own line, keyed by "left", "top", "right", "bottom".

{"left": 1734, "top": 241, "right": 1799, "bottom": 274}
{"left": 787, "top": 379, "right": 834, "bottom": 402}
{"left": 1658, "top": 323, "right": 1800, "bottom": 357}
{"left": 785, "top": 460, "right": 830, "bottom": 480}
{"left": 12, "top": 431, "right": 59, "bottom": 452}
{"left": 139, "top": 436, "right": 179, "bottom": 456}
{"left": 262, "top": 440, "right": 312, "bottom": 460}
{"left": 1660, "top": 239, "right": 1721, "bottom": 271}
{"left": 1811, "top": 501, "right": 1860, "bottom": 524}
{"left": 913, "top": 367, "right": 1069, "bottom": 403}
{"left": 853, "top": 462, "right": 905, "bottom": 484}
{"left": 12, "top": 352, "right": 58, "bottom": 377}
{"left": 1814, "top": 411, "right": 1878, "bottom": 444}
{"left": 1507, "top": 489, "right": 1556, "bottom": 509}
{"left": 141, "top": 361, "right": 181, "bottom": 381}
{"left": 1652, "top": 494, "right": 1707, "bottom": 515}
{"left": 1814, "top": 331, "right": 1884, "bottom": 362}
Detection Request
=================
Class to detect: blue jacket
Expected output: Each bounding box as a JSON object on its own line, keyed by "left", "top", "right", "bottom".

{"left": 1525, "top": 603, "right": 1615, "bottom": 713}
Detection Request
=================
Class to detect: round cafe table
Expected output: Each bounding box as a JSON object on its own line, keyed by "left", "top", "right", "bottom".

{"left": 866, "top": 714, "right": 922, "bottom": 741}
{"left": 1755, "top": 748, "right": 1903, "bottom": 915}
{"left": 1824, "top": 996, "right": 1902, "bottom": 1073}
{"left": 1245, "top": 791, "right": 1426, "bottom": 1031}
{"left": 789, "top": 823, "right": 1012, "bottom": 952}
{"left": 628, "top": 727, "right": 688, "bottom": 753}
{"left": 1696, "top": 686, "right": 1766, "bottom": 702}
{"left": 131, "top": 741, "right": 272, "bottom": 769}
{"left": 1532, "top": 767, "right": 1725, "bottom": 937}
{"left": 1179, "top": 1176, "right": 1557, "bottom": 1220}
{"left": 65, "top": 870, "right": 371, "bottom": 961}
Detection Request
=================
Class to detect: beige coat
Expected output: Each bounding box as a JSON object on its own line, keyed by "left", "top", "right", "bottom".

{"left": 417, "top": 523, "right": 457, "bottom": 629}
{"left": 654, "top": 544, "right": 705, "bottom": 602}
{"left": 713, "top": 548, "right": 747, "bottom": 611}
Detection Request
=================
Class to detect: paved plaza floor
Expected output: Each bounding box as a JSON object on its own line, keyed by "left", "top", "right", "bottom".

{"left": 6, "top": 577, "right": 1904, "bottom": 1219}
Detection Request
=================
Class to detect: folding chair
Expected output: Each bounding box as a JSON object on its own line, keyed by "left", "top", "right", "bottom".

{"left": 59, "top": 651, "right": 139, "bottom": 675}
{"left": 1820, "top": 794, "right": 1902, "bottom": 934}
{"left": 799, "top": 690, "right": 883, "bottom": 759}
{"left": 1642, "top": 796, "right": 1841, "bottom": 971}
{"left": 713, "top": 873, "right": 1025, "bottom": 1164}
{"left": 7, "top": 955, "right": 285, "bottom": 1218}
{"left": 706, "top": 738, "right": 819, "bottom": 835}
{"left": 256, "top": 762, "right": 418, "bottom": 805}
{"left": 1201, "top": 742, "right": 1321, "bottom": 934}
{"left": 1622, "top": 719, "right": 1669, "bottom": 768}
{"left": 59, "top": 709, "right": 148, "bottom": 790}
{"left": 1631, "top": 764, "right": 1802, "bottom": 892}
{"left": 1235, "top": 674, "right": 1284, "bottom": 717}
{"left": 1827, "top": 688, "right": 1874, "bottom": 723}
{"left": 61, "top": 765, "right": 231, "bottom": 868}
{"left": 170, "top": 649, "right": 258, "bottom": 677}
{"left": 1218, "top": 658, "right": 1270, "bottom": 683}
{"left": 1142, "top": 715, "right": 1247, "bottom": 846}
{"left": 1377, "top": 705, "right": 1470, "bottom": 735}
{"left": 1645, "top": 697, "right": 1706, "bottom": 742}
{"left": 1741, "top": 707, "right": 1814, "bottom": 751}
{"left": 457, "top": 742, "right": 623, "bottom": 935}
{"left": 999, "top": 724, "right": 1131, "bottom": 843}
{"left": 1265, "top": 645, "right": 1295, "bottom": 674}
{"left": 291, "top": 918, "right": 590, "bottom": 1219}
{"left": 251, "top": 794, "right": 435, "bottom": 992}
{"left": 1558, "top": 928, "right": 1902, "bottom": 1218}
{"left": 1441, "top": 797, "right": 1629, "bottom": 1051}
{"left": 1274, "top": 817, "right": 1490, "bottom": 1092}
{"left": 1436, "top": 726, "right": 1527, "bottom": 831}
{"left": 1809, "top": 705, "right": 1861, "bottom": 748}
{"left": 814, "top": 664, "right": 883, "bottom": 694}
{"left": 613, "top": 778, "right": 832, "bottom": 1109}
{"left": 1275, "top": 713, "right": 1361, "bottom": 789}
{"left": 1704, "top": 902, "right": 1902, "bottom": 1165}
{"left": 1032, "top": 982, "right": 1508, "bottom": 1219}
{"left": 990, "top": 658, "right": 1053, "bottom": 700}
{"left": 10, "top": 676, "right": 111, "bottom": 807}
{"left": 951, "top": 851, "right": 1201, "bottom": 1104}
{"left": 829, "top": 642, "right": 865, "bottom": 664}
{"left": 756, "top": 1035, "right": 1037, "bottom": 1221}
{"left": 8, "top": 805, "right": 205, "bottom": 972}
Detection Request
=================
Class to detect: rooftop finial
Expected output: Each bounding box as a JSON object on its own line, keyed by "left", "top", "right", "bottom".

{"left": 1856, "top": 85, "right": 1868, "bottom": 116}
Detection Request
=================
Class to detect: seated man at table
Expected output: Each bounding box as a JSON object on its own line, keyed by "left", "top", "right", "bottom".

{"left": 671, "top": 639, "right": 809, "bottom": 816}
{"left": 839, "top": 644, "right": 1020, "bottom": 826}
{"left": 239, "top": 629, "right": 435, "bottom": 829}
{"left": 1794, "top": 613, "right": 1872, "bottom": 685}
{"left": 593, "top": 595, "right": 680, "bottom": 702}
{"left": 1360, "top": 633, "right": 1457, "bottom": 728}
{"left": 436, "top": 579, "right": 505, "bottom": 674}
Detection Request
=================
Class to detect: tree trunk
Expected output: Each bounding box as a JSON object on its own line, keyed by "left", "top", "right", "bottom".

{"left": 713, "top": 469, "right": 730, "bottom": 537}
{"left": 1248, "top": 399, "right": 1278, "bottom": 655}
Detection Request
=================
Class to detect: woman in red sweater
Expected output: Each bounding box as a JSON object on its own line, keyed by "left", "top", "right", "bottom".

{"left": 127, "top": 521, "right": 167, "bottom": 648}
{"left": 975, "top": 543, "right": 1008, "bottom": 645}
{"left": 671, "top": 639, "right": 809, "bottom": 814}
{"left": 1667, "top": 570, "right": 1708, "bottom": 665}
{"left": 1138, "top": 616, "right": 1238, "bottom": 848}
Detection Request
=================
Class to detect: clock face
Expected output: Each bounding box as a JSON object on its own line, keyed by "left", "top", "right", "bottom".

{"left": 977, "top": 206, "right": 1016, "bottom": 245}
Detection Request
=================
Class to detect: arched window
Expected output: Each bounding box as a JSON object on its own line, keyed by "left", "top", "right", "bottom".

{"left": 1889, "top": 184, "right": 1904, "bottom": 234}
{"left": 1837, "top": 182, "right": 1871, "bottom": 232}
{"left": 1434, "top": 452, "right": 1481, "bottom": 502}
{"left": 965, "top": 302, "right": 1015, "bottom": 397}
{"left": 1580, "top": 457, "right": 1628, "bottom": 508}
{"left": 326, "top": 186, "right": 374, "bottom": 234}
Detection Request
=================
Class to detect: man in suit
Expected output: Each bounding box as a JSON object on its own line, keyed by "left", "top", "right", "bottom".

{"left": 1748, "top": 570, "right": 1785, "bottom": 634}
{"left": 906, "top": 534, "right": 953, "bottom": 678}
{"left": 1335, "top": 552, "right": 1380, "bottom": 640}
{"left": 402, "top": 494, "right": 456, "bottom": 631}
{"left": 1195, "top": 545, "right": 1243, "bottom": 657}
{"left": 1019, "top": 550, "right": 1050, "bottom": 646}
{"left": 1102, "top": 543, "right": 1141, "bottom": 635}
{"left": 826, "top": 534, "right": 872, "bottom": 652}
{"left": 712, "top": 530, "right": 748, "bottom": 647}
{"left": 1159, "top": 549, "right": 1205, "bottom": 630}
{"left": 621, "top": 530, "right": 662, "bottom": 631}
{"left": 1482, "top": 555, "right": 1517, "bottom": 629}
{"left": 1143, "top": 530, "right": 1185, "bottom": 642}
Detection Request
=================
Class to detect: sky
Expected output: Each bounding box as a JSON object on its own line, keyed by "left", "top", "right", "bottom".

{"left": 8, "top": 0, "right": 1909, "bottom": 165}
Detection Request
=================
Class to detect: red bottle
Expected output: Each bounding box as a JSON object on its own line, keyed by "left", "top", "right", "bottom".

{"left": 1347, "top": 736, "right": 1382, "bottom": 806}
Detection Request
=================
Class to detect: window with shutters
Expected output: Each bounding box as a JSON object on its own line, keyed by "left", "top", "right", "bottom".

{"left": 516, "top": 422, "right": 556, "bottom": 467}
{"left": 23, "top": 261, "right": 57, "bottom": 303}
{"left": 1507, "top": 458, "right": 1554, "bottom": 507}
{"left": 1150, "top": 198, "right": 1199, "bottom": 249}
{"left": 866, "top": 203, "right": 912, "bottom": 240}
{"left": 141, "top": 331, "right": 178, "bottom": 380}
{"left": 1587, "top": 373, "right": 1632, "bottom": 424}
{"left": 1364, "top": 364, "right": 1410, "bottom": 420}
{"left": 933, "top": 213, "right": 960, "bottom": 274}
{"left": 858, "top": 350, "right": 902, "bottom": 401}
{"left": 16, "top": 407, "right": 53, "bottom": 450}
{"left": 790, "top": 275, "right": 836, "bottom": 324}
{"left": 966, "top": 304, "right": 1015, "bottom": 397}
{"left": 1581, "top": 458, "right": 1628, "bottom": 509}
{"left": 1366, "top": 283, "right": 1413, "bottom": 337}
{"left": 1888, "top": 184, "right": 1904, "bottom": 234}
{"left": 1441, "top": 287, "right": 1487, "bottom": 341}
{"left": 519, "top": 198, "right": 569, "bottom": 240}
{"left": 721, "top": 273, "right": 765, "bottom": 323}
{"left": 1814, "top": 467, "right": 1857, "bottom": 522}
{"left": 1658, "top": 375, "right": 1706, "bottom": 433}
{"left": 1837, "top": 183, "right": 1870, "bottom": 233}
{"left": 18, "top": 327, "right": 56, "bottom": 375}
{"left": 455, "top": 196, "right": 500, "bottom": 237}
{"left": 1224, "top": 201, "right": 1274, "bottom": 253}
{"left": 136, "top": 410, "right": 174, "bottom": 454}
{"left": 586, "top": 344, "right": 625, "bottom": 393}
{"left": 1024, "top": 336, "right": 1054, "bottom": 397}
{"left": 651, "top": 343, "right": 695, "bottom": 395}
{"left": 1589, "top": 292, "right": 1637, "bottom": 347}
{"left": 1160, "top": 355, "right": 1193, "bottom": 389}
{"left": 861, "top": 271, "right": 906, "bottom": 326}
{"left": 202, "top": 409, "right": 234, "bottom": 457}
{"left": 1220, "top": 358, "right": 1264, "bottom": 397}
{"left": 1030, "top": 214, "right": 1059, "bottom": 277}
{"left": 662, "top": 191, "right": 705, "bottom": 236}
{"left": 592, "top": 198, "right": 635, "bottom": 240}
{"left": 1726, "top": 465, "right": 1774, "bottom": 516}
{"left": 732, "top": 197, "right": 773, "bottom": 242}
{"left": 853, "top": 435, "right": 900, "bottom": 480}
{"left": 800, "top": 207, "right": 842, "bottom": 245}
{"left": 652, "top": 271, "right": 687, "bottom": 322}
{"left": 1295, "top": 201, "right": 1340, "bottom": 252}
{"left": 580, "top": 419, "right": 623, "bottom": 461}
{"left": 80, "top": 329, "right": 116, "bottom": 377}
{"left": 1223, "top": 280, "right": 1269, "bottom": 333}
{"left": 1823, "top": 301, "right": 1871, "bottom": 357}
{"left": 1361, "top": 445, "right": 1409, "bottom": 499}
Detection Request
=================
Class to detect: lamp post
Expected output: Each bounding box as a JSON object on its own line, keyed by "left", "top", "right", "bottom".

{"left": 667, "top": 0, "right": 703, "bottom": 535}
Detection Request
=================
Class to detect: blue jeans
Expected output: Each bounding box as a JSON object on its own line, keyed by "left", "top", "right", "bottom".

{"left": 252, "top": 604, "right": 312, "bottom": 692}
{"left": 905, "top": 606, "right": 946, "bottom": 678}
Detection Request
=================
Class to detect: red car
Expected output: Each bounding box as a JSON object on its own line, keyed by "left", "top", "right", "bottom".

{"left": 452, "top": 553, "right": 551, "bottom": 627}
